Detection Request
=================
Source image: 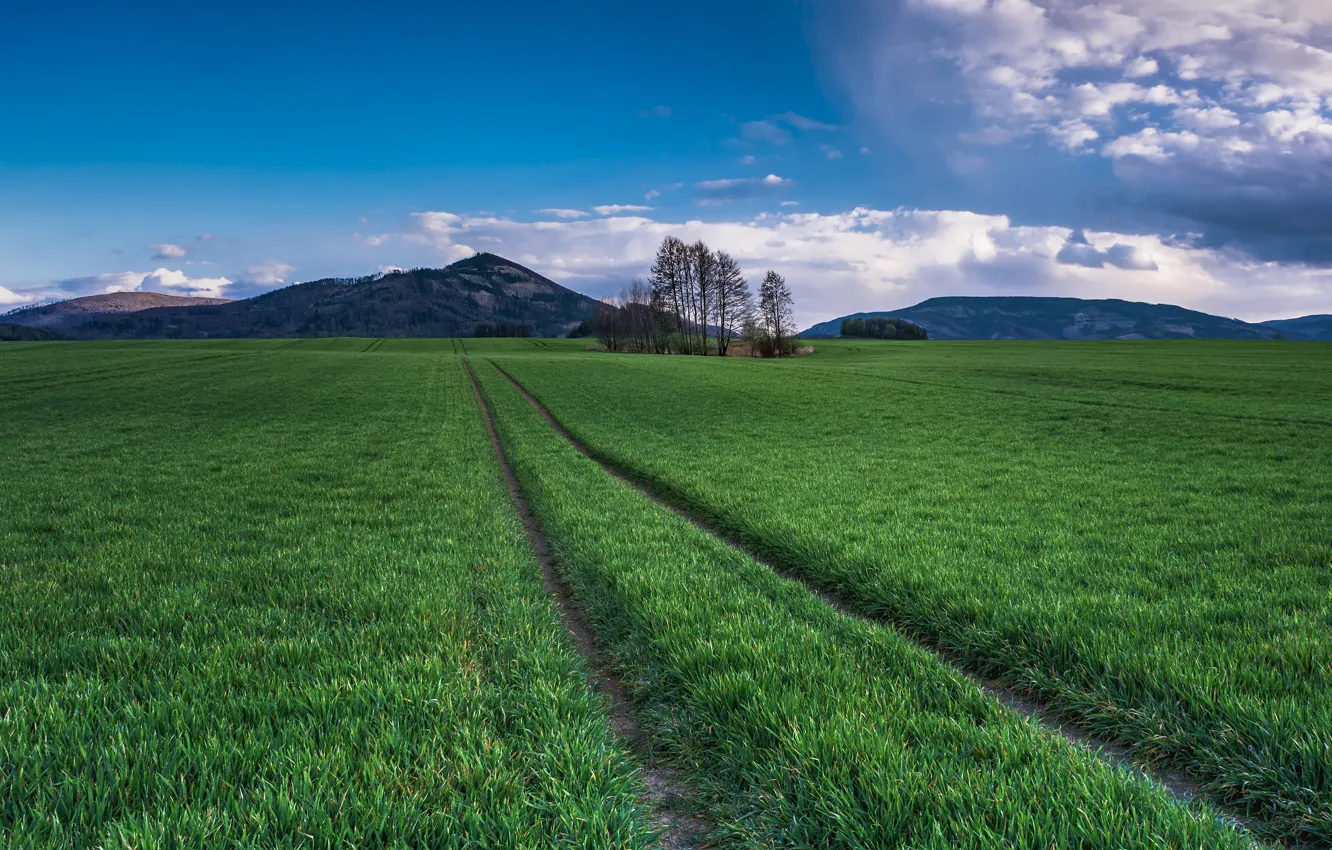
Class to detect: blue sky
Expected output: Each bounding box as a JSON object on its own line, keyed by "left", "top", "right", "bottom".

{"left": 4, "top": 0, "right": 1332, "bottom": 326}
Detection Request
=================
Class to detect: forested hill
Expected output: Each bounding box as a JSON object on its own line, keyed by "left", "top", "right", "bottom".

{"left": 5, "top": 292, "right": 232, "bottom": 330}
{"left": 8, "top": 254, "right": 600, "bottom": 340}
{"left": 802, "top": 296, "right": 1283, "bottom": 341}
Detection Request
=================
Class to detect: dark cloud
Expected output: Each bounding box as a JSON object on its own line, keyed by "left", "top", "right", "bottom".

{"left": 1056, "top": 231, "right": 1158, "bottom": 270}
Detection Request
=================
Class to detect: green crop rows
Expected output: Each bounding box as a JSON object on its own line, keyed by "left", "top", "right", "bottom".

{"left": 2, "top": 337, "right": 1326, "bottom": 847}
{"left": 494, "top": 339, "right": 1332, "bottom": 845}
{"left": 0, "top": 344, "right": 654, "bottom": 848}
{"left": 473, "top": 360, "right": 1256, "bottom": 848}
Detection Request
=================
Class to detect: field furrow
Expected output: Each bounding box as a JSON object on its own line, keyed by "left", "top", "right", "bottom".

{"left": 0, "top": 348, "right": 656, "bottom": 848}
{"left": 473, "top": 358, "right": 1261, "bottom": 850}
{"left": 493, "top": 342, "right": 1332, "bottom": 845}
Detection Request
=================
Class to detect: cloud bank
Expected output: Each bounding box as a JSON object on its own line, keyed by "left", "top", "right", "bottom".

{"left": 397, "top": 207, "right": 1332, "bottom": 326}
{"left": 814, "top": 0, "right": 1332, "bottom": 261}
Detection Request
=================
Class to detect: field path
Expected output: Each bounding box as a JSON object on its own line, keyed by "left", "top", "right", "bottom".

{"left": 488, "top": 359, "right": 1271, "bottom": 846}
{"left": 463, "top": 360, "right": 710, "bottom": 850}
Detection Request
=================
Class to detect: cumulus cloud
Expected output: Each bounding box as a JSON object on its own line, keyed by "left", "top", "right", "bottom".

{"left": 592, "top": 204, "right": 655, "bottom": 215}
{"left": 234, "top": 262, "right": 296, "bottom": 289}
{"left": 694, "top": 174, "right": 795, "bottom": 205}
{"left": 821, "top": 144, "right": 845, "bottom": 159}
{"left": 814, "top": 0, "right": 1332, "bottom": 260}
{"left": 397, "top": 206, "right": 1332, "bottom": 325}
{"left": 149, "top": 243, "right": 187, "bottom": 260}
{"left": 38, "top": 267, "right": 241, "bottom": 301}
{"left": 141, "top": 268, "right": 234, "bottom": 299}
{"left": 638, "top": 105, "right": 672, "bottom": 118}
{"left": 0, "top": 285, "right": 33, "bottom": 307}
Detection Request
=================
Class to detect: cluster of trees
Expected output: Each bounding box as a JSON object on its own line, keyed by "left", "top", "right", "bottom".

{"left": 586, "top": 236, "right": 799, "bottom": 357}
{"left": 840, "top": 317, "right": 929, "bottom": 340}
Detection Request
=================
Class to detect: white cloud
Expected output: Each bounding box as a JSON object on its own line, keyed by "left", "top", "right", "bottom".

{"left": 235, "top": 263, "right": 296, "bottom": 289}
{"left": 538, "top": 208, "right": 589, "bottom": 219}
{"left": 141, "top": 268, "right": 234, "bottom": 299}
{"left": 1124, "top": 56, "right": 1159, "bottom": 77}
{"left": 638, "top": 105, "right": 672, "bottom": 118}
{"left": 149, "top": 243, "right": 187, "bottom": 260}
{"left": 819, "top": 0, "right": 1332, "bottom": 254}
{"left": 398, "top": 206, "right": 1332, "bottom": 326}
{"left": 592, "top": 204, "right": 655, "bottom": 215}
{"left": 742, "top": 154, "right": 757, "bottom": 165}
{"left": 821, "top": 144, "right": 845, "bottom": 159}
{"left": 0, "top": 285, "right": 33, "bottom": 307}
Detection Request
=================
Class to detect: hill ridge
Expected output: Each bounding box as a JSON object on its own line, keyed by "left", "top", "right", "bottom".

{"left": 802, "top": 295, "right": 1302, "bottom": 341}
{"left": 6, "top": 254, "right": 600, "bottom": 339}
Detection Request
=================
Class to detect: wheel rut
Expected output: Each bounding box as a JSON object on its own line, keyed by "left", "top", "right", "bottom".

{"left": 486, "top": 359, "right": 1271, "bottom": 847}
{"left": 462, "top": 359, "right": 710, "bottom": 850}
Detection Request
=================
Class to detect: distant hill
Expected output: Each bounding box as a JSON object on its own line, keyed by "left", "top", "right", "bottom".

{"left": 1260, "top": 314, "right": 1332, "bottom": 341}
{"left": 9, "top": 254, "right": 600, "bottom": 340}
{"left": 4, "top": 292, "right": 232, "bottom": 329}
{"left": 0, "top": 323, "right": 68, "bottom": 341}
{"left": 802, "top": 296, "right": 1282, "bottom": 341}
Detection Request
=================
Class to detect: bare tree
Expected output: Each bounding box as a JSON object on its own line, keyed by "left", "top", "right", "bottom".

{"left": 712, "top": 251, "right": 750, "bottom": 356}
{"left": 621, "top": 278, "right": 654, "bottom": 352}
{"left": 689, "top": 241, "right": 717, "bottom": 355}
{"left": 592, "top": 298, "right": 624, "bottom": 352}
{"left": 757, "top": 270, "right": 796, "bottom": 357}
{"left": 650, "top": 236, "right": 688, "bottom": 353}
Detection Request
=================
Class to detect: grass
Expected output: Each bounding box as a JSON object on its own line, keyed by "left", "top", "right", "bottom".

{"left": 492, "top": 339, "right": 1332, "bottom": 844}
{"left": 472, "top": 358, "right": 1258, "bottom": 849}
{"left": 0, "top": 344, "right": 656, "bottom": 848}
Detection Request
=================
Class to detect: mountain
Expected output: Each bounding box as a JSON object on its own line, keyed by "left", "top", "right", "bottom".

{"left": 802, "top": 296, "right": 1281, "bottom": 341}
{"left": 1260, "top": 314, "right": 1332, "bottom": 341}
{"left": 12, "top": 254, "right": 600, "bottom": 340}
{"left": 4, "top": 292, "right": 232, "bottom": 330}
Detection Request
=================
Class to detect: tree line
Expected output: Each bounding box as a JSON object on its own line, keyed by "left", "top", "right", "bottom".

{"left": 840, "top": 316, "right": 929, "bottom": 340}
{"left": 581, "top": 236, "right": 800, "bottom": 357}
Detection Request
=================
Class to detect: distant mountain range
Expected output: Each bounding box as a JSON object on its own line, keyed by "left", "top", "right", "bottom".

{"left": 6, "top": 269, "right": 1329, "bottom": 343}
{"left": 802, "top": 297, "right": 1331, "bottom": 341}
{"left": 2, "top": 254, "right": 599, "bottom": 340}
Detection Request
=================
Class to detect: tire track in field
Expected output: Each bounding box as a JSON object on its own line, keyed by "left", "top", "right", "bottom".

{"left": 450, "top": 339, "right": 458, "bottom": 355}
{"left": 458, "top": 338, "right": 469, "bottom": 355}
{"left": 462, "top": 360, "right": 710, "bottom": 850}
{"left": 488, "top": 359, "right": 1270, "bottom": 846}
{"left": 272, "top": 339, "right": 303, "bottom": 351}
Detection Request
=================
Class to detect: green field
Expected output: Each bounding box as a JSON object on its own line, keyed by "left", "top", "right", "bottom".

{"left": 2, "top": 337, "right": 1326, "bottom": 847}
{"left": 0, "top": 345, "right": 654, "bottom": 848}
